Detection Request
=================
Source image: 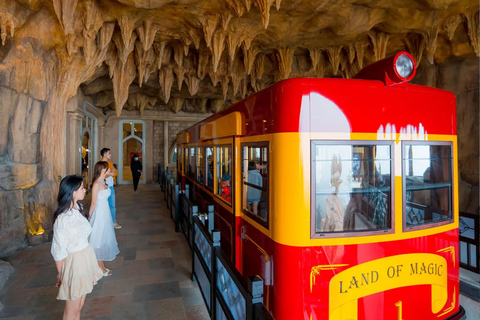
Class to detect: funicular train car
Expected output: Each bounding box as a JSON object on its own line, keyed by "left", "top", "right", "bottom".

{"left": 176, "top": 52, "right": 465, "bottom": 320}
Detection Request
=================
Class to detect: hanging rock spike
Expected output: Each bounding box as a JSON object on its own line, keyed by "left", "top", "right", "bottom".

{"left": 443, "top": 15, "right": 463, "bottom": 40}
{"left": 154, "top": 41, "right": 167, "bottom": 69}
{"left": 172, "top": 97, "right": 184, "bottom": 113}
{"left": 98, "top": 22, "right": 115, "bottom": 51}
{"left": 53, "top": 0, "right": 79, "bottom": 35}
{"left": 326, "top": 47, "right": 342, "bottom": 75}
{"left": 113, "top": 52, "right": 136, "bottom": 116}
{"left": 137, "top": 19, "right": 158, "bottom": 52}
{"left": 254, "top": 0, "right": 273, "bottom": 29}
{"left": 174, "top": 65, "right": 185, "bottom": 90}
{"left": 368, "top": 29, "right": 389, "bottom": 61}
{"left": 200, "top": 15, "right": 219, "bottom": 48}
{"left": 243, "top": 44, "right": 260, "bottom": 75}
{"left": 186, "top": 75, "right": 200, "bottom": 96}
{"left": 211, "top": 29, "right": 226, "bottom": 72}
{"left": 463, "top": 10, "right": 479, "bottom": 57}
{"left": 354, "top": 41, "right": 367, "bottom": 69}
{"left": 275, "top": 47, "right": 296, "bottom": 79}
{"left": 421, "top": 26, "right": 439, "bottom": 64}
{"left": 159, "top": 65, "right": 174, "bottom": 103}
{"left": 404, "top": 33, "right": 425, "bottom": 66}
{"left": 308, "top": 48, "right": 325, "bottom": 77}
{"left": 118, "top": 13, "right": 137, "bottom": 48}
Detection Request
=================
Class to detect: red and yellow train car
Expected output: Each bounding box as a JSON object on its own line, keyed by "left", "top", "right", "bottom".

{"left": 176, "top": 52, "right": 465, "bottom": 320}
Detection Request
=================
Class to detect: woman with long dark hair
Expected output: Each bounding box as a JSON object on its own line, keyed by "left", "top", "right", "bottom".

{"left": 51, "top": 175, "right": 104, "bottom": 320}
{"left": 88, "top": 161, "right": 120, "bottom": 276}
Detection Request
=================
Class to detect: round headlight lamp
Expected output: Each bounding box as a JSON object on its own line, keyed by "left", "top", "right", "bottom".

{"left": 395, "top": 54, "right": 414, "bottom": 78}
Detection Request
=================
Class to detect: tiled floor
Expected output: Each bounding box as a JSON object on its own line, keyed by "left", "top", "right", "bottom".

{"left": 0, "top": 184, "right": 209, "bottom": 320}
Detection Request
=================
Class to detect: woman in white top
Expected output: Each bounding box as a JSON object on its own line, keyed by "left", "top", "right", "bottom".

{"left": 89, "top": 161, "right": 120, "bottom": 276}
{"left": 51, "top": 175, "right": 104, "bottom": 320}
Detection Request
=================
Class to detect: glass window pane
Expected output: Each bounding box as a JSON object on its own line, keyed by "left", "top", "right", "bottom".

{"left": 196, "top": 147, "right": 204, "bottom": 183}
{"left": 123, "top": 122, "right": 131, "bottom": 138}
{"left": 242, "top": 145, "right": 269, "bottom": 222}
{"left": 187, "top": 148, "right": 196, "bottom": 178}
{"left": 134, "top": 123, "right": 143, "bottom": 139}
{"left": 313, "top": 144, "right": 392, "bottom": 234}
{"left": 217, "top": 146, "right": 232, "bottom": 203}
{"left": 206, "top": 147, "right": 214, "bottom": 189}
{"left": 404, "top": 144, "right": 452, "bottom": 228}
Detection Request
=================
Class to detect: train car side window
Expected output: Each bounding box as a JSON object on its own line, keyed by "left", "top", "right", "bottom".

{"left": 178, "top": 147, "right": 183, "bottom": 173}
{"left": 187, "top": 147, "right": 196, "bottom": 179}
{"left": 403, "top": 142, "right": 453, "bottom": 230}
{"left": 196, "top": 147, "right": 204, "bottom": 184}
{"left": 242, "top": 144, "right": 269, "bottom": 225}
{"left": 205, "top": 147, "right": 214, "bottom": 190}
{"left": 312, "top": 142, "right": 393, "bottom": 236}
{"left": 216, "top": 146, "right": 232, "bottom": 204}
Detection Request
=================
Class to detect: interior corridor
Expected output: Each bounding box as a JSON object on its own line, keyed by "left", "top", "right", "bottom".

{"left": 0, "top": 185, "right": 209, "bottom": 320}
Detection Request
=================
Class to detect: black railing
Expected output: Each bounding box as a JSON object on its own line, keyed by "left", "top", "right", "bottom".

{"left": 161, "top": 181, "right": 273, "bottom": 320}
{"left": 459, "top": 211, "right": 479, "bottom": 273}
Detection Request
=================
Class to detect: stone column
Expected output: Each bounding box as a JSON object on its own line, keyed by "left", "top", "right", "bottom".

{"left": 66, "top": 111, "right": 83, "bottom": 175}
{"left": 97, "top": 125, "right": 105, "bottom": 157}
{"left": 164, "top": 120, "right": 169, "bottom": 167}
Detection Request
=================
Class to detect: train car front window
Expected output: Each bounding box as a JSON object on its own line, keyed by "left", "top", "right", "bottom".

{"left": 403, "top": 143, "right": 453, "bottom": 229}
{"left": 216, "top": 146, "right": 232, "bottom": 203}
{"left": 196, "top": 147, "right": 204, "bottom": 184}
{"left": 312, "top": 142, "right": 393, "bottom": 236}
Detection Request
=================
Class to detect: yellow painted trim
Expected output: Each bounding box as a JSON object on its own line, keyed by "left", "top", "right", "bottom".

{"left": 200, "top": 112, "right": 244, "bottom": 140}
{"left": 177, "top": 132, "right": 190, "bottom": 144}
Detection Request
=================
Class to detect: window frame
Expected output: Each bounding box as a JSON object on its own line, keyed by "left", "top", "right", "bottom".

{"left": 214, "top": 144, "right": 233, "bottom": 206}
{"left": 402, "top": 141, "right": 454, "bottom": 232}
{"left": 310, "top": 140, "right": 395, "bottom": 239}
{"left": 241, "top": 142, "right": 270, "bottom": 229}
{"left": 195, "top": 146, "right": 204, "bottom": 185}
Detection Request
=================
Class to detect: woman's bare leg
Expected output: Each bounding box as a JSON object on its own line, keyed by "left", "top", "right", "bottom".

{"left": 63, "top": 295, "right": 84, "bottom": 320}
{"left": 72, "top": 294, "right": 87, "bottom": 320}
{"left": 97, "top": 261, "right": 106, "bottom": 273}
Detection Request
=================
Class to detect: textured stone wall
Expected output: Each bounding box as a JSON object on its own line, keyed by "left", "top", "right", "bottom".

{"left": 152, "top": 121, "right": 195, "bottom": 180}
{"left": 414, "top": 54, "right": 479, "bottom": 213}
{"left": 0, "top": 85, "right": 57, "bottom": 256}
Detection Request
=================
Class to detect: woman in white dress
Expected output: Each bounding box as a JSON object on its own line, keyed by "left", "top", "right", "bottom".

{"left": 89, "top": 161, "right": 120, "bottom": 276}
{"left": 51, "top": 175, "right": 104, "bottom": 319}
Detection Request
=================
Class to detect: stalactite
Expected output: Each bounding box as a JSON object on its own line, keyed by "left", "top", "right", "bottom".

{"left": 200, "top": 15, "right": 219, "bottom": 48}
{"left": 187, "top": 28, "right": 201, "bottom": 50}
{"left": 404, "top": 33, "right": 425, "bottom": 66}
{"left": 463, "top": 10, "right": 479, "bottom": 57}
{"left": 136, "top": 19, "right": 158, "bottom": 52}
{"left": 186, "top": 75, "right": 200, "bottom": 96}
{"left": 174, "top": 66, "right": 185, "bottom": 90}
{"left": 66, "top": 33, "right": 78, "bottom": 56}
{"left": 240, "top": 77, "right": 248, "bottom": 98}
{"left": 254, "top": 0, "right": 274, "bottom": 29}
{"left": 1, "top": 14, "right": 7, "bottom": 45}
{"left": 368, "top": 29, "right": 389, "bottom": 61}
{"left": 211, "top": 99, "right": 225, "bottom": 113}
{"left": 326, "top": 47, "right": 341, "bottom": 75}
{"left": 230, "top": 56, "right": 245, "bottom": 96}
{"left": 98, "top": 22, "right": 115, "bottom": 51}
{"left": 354, "top": 42, "right": 367, "bottom": 69}
{"left": 172, "top": 41, "right": 184, "bottom": 67}
{"left": 159, "top": 65, "right": 174, "bottom": 103}
{"left": 443, "top": 15, "right": 463, "bottom": 40}
{"left": 105, "top": 43, "right": 117, "bottom": 79}
{"left": 340, "top": 56, "right": 360, "bottom": 79}
{"left": 113, "top": 53, "right": 136, "bottom": 116}
{"left": 275, "top": 0, "right": 281, "bottom": 10}
{"left": 154, "top": 41, "right": 167, "bottom": 69}
{"left": 227, "top": 33, "right": 241, "bottom": 62}
{"left": 346, "top": 45, "right": 355, "bottom": 64}
{"left": 171, "top": 97, "right": 184, "bottom": 113}
{"left": 275, "top": 47, "right": 296, "bottom": 79}
{"left": 118, "top": 13, "right": 137, "bottom": 48}
{"left": 221, "top": 11, "right": 233, "bottom": 30}
{"left": 198, "top": 98, "right": 208, "bottom": 113}
{"left": 198, "top": 49, "right": 210, "bottom": 80}
{"left": 211, "top": 30, "right": 226, "bottom": 72}
{"left": 421, "top": 26, "right": 439, "bottom": 64}
{"left": 225, "top": 0, "right": 246, "bottom": 17}
{"left": 251, "top": 52, "right": 265, "bottom": 82}
{"left": 221, "top": 76, "right": 229, "bottom": 100}
{"left": 242, "top": 44, "right": 260, "bottom": 75}
{"left": 113, "top": 31, "right": 137, "bottom": 66}
{"left": 128, "top": 93, "right": 157, "bottom": 116}
{"left": 135, "top": 41, "right": 155, "bottom": 87}
{"left": 53, "top": 0, "right": 79, "bottom": 35}
{"left": 309, "top": 48, "right": 325, "bottom": 77}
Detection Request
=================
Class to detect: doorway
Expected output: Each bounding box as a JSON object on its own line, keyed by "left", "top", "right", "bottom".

{"left": 119, "top": 120, "right": 146, "bottom": 184}
{"left": 81, "top": 131, "right": 92, "bottom": 190}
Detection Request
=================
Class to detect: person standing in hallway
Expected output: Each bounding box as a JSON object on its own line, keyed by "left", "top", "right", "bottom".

{"left": 130, "top": 154, "right": 143, "bottom": 194}
{"left": 100, "top": 148, "right": 122, "bottom": 229}
{"left": 88, "top": 161, "right": 120, "bottom": 276}
{"left": 51, "top": 175, "right": 104, "bottom": 320}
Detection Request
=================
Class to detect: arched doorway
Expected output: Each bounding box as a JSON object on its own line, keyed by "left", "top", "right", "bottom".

{"left": 119, "top": 120, "right": 146, "bottom": 184}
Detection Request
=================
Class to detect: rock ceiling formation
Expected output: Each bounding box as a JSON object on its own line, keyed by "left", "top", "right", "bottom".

{"left": 0, "top": 0, "right": 478, "bottom": 117}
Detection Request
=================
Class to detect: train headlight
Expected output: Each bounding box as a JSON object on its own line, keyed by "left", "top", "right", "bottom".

{"left": 395, "top": 54, "right": 414, "bottom": 78}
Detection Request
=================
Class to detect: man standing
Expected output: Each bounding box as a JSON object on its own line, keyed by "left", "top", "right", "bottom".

{"left": 100, "top": 148, "right": 122, "bottom": 229}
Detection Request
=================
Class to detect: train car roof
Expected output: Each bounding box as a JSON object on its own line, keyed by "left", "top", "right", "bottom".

{"left": 179, "top": 77, "right": 456, "bottom": 142}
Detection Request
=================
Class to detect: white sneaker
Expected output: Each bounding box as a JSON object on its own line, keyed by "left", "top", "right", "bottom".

{"left": 135, "top": 190, "right": 139, "bottom": 194}
{"left": 113, "top": 222, "right": 122, "bottom": 229}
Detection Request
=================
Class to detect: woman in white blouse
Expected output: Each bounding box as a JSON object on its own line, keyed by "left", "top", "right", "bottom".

{"left": 51, "top": 175, "right": 104, "bottom": 320}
